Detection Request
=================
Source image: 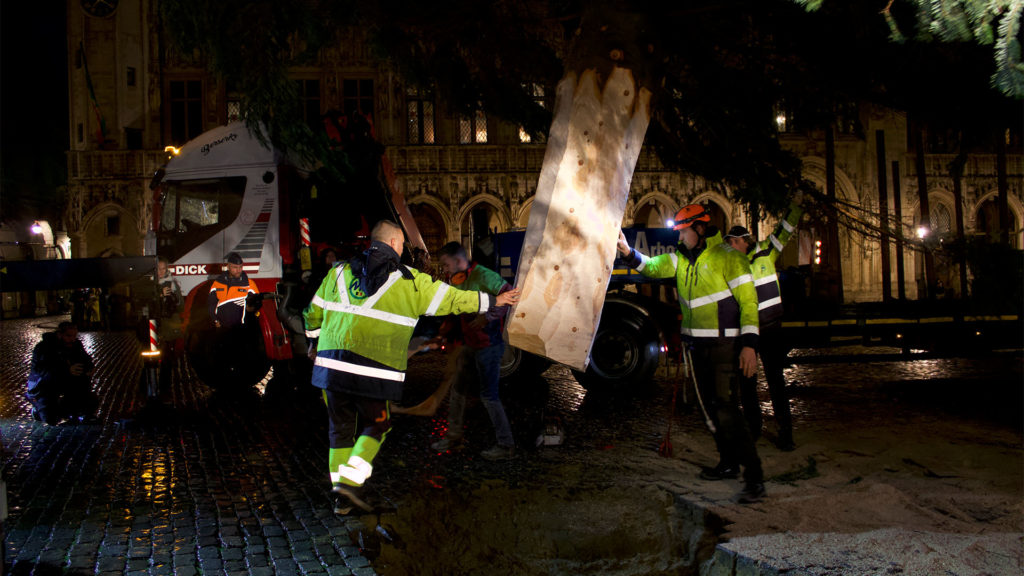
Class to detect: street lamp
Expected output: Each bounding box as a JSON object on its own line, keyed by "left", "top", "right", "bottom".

{"left": 30, "top": 221, "right": 43, "bottom": 235}
{"left": 916, "top": 226, "right": 929, "bottom": 239}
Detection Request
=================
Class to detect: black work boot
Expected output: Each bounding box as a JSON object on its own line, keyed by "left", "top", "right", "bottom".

{"left": 699, "top": 463, "right": 740, "bottom": 481}
{"left": 332, "top": 494, "right": 353, "bottom": 515}
{"left": 333, "top": 483, "right": 374, "bottom": 513}
{"left": 737, "top": 482, "right": 766, "bottom": 504}
{"left": 776, "top": 429, "right": 796, "bottom": 452}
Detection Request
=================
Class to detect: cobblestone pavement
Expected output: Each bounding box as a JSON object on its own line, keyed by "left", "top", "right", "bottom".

{"left": 2, "top": 316, "right": 1021, "bottom": 576}
{"left": 1, "top": 317, "right": 378, "bottom": 576}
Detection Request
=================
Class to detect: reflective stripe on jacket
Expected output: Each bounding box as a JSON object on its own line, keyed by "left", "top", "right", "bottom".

{"left": 749, "top": 202, "right": 802, "bottom": 327}
{"left": 208, "top": 273, "right": 259, "bottom": 326}
{"left": 303, "top": 263, "right": 493, "bottom": 392}
{"left": 627, "top": 236, "right": 759, "bottom": 349}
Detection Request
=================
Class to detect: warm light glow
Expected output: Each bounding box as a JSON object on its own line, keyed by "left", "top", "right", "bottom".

{"left": 916, "top": 226, "right": 929, "bottom": 239}
{"left": 141, "top": 351, "right": 161, "bottom": 357}
{"left": 775, "top": 113, "right": 787, "bottom": 132}
{"left": 30, "top": 222, "right": 43, "bottom": 234}
{"left": 164, "top": 146, "right": 181, "bottom": 156}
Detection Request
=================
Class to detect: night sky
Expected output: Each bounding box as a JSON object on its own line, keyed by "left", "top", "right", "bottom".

{"left": 1, "top": 4, "right": 69, "bottom": 225}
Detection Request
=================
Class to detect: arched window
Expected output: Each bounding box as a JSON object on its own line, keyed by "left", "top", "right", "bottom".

{"left": 930, "top": 203, "right": 953, "bottom": 238}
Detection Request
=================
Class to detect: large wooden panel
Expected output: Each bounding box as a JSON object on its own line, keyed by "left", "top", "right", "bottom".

{"left": 507, "top": 67, "right": 651, "bottom": 370}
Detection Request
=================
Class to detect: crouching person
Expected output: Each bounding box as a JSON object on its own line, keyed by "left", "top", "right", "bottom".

{"left": 26, "top": 321, "right": 99, "bottom": 425}
{"left": 303, "top": 220, "right": 520, "bottom": 515}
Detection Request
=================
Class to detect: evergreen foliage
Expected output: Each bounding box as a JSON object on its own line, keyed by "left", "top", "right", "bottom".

{"left": 159, "top": 0, "right": 1020, "bottom": 215}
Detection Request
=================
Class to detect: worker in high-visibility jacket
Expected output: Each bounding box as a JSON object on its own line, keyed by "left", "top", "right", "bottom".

{"left": 304, "top": 220, "right": 520, "bottom": 515}
{"left": 725, "top": 195, "right": 804, "bottom": 452}
{"left": 617, "top": 204, "right": 765, "bottom": 504}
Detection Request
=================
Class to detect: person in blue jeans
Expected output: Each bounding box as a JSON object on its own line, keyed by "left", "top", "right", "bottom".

{"left": 430, "top": 241, "right": 516, "bottom": 460}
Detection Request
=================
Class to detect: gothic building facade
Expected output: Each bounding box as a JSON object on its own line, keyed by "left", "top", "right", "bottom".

{"left": 65, "top": 0, "right": 1022, "bottom": 303}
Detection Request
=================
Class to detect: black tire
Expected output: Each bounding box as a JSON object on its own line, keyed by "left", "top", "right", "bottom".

{"left": 575, "top": 301, "right": 662, "bottom": 393}
{"left": 186, "top": 323, "right": 271, "bottom": 391}
{"left": 500, "top": 345, "right": 552, "bottom": 380}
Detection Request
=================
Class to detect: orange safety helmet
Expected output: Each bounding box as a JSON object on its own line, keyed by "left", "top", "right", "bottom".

{"left": 671, "top": 204, "right": 711, "bottom": 230}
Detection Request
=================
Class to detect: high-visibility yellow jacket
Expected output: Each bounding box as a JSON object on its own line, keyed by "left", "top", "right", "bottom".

{"left": 748, "top": 203, "right": 802, "bottom": 327}
{"left": 625, "top": 235, "right": 759, "bottom": 349}
{"left": 303, "top": 263, "right": 493, "bottom": 399}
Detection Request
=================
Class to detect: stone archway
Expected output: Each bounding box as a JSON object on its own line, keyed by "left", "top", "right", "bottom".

{"left": 690, "top": 191, "right": 731, "bottom": 233}
{"left": 79, "top": 202, "right": 140, "bottom": 258}
{"left": 516, "top": 197, "right": 535, "bottom": 229}
{"left": 457, "top": 195, "right": 510, "bottom": 269}
{"left": 407, "top": 199, "right": 451, "bottom": 257}
{"left": 632, "top": 192, "right": 677, "bottom": 228}
{"left": 973, "top": 191, "right": 1023, "bottom": 247}
{"left": 799, "top": 156, "right": 868, "bottom": 300}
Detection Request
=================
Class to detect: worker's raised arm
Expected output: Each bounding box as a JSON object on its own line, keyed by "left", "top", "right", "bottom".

{"left": 617, "top": 229, "right": 678, "bottom": 279}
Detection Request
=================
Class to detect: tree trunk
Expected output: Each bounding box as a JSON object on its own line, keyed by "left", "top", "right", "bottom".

{"left": 914, "top": 129, "right": 936, "bottom": 299}
{"left": 892, "top": 160, "right": 906, "bottom": 300}
{"left": 876, "top": 130, "right": 892, "bottom": 302}
{"left": 506, "top": 67, "right": 651, "bottom": 370}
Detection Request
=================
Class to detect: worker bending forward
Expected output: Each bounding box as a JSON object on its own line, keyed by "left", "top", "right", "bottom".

{"left": 617, "top": 204, "right": 765, "bottom": 504}
{"left": 304, "top": 220, "right": 519, "bottom": 514}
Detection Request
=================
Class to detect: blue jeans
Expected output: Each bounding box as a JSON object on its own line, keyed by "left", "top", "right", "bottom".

{"left": 444, "top": 343, "right": 514, "bottom": 447}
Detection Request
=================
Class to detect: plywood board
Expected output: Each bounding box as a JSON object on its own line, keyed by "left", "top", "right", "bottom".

{"left": 506, "top": 66, "right": 651, "bottom": 371}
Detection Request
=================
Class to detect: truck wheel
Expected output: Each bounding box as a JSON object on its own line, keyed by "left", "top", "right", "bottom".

{"left": 186, "top": 324, "right": 270, "bottom": 391}
{"left": 500, "top": 345, "right": 552, "bottom": 380}
{"left": 576, "top": 303, "right": 661, "bottom": 393}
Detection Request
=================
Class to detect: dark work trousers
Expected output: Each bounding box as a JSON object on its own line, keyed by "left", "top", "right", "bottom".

{"left": 739, "top": 323, "right": 793, "bottom": 441}
{"left": 29, "top": 379, "right": 99, "bottom": 425}
{"left": 324, "top": 389, "right": 392, "bottom": 450}
{"left": 692, "top": 338, "right": 763, "bottom": 485}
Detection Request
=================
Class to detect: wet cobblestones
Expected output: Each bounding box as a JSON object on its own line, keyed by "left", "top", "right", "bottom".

{"left": 1, "top": 317, "right": 373, "bottom": 576}
{"left": 2, "top": 315, "right": 1020, "bottom": 575}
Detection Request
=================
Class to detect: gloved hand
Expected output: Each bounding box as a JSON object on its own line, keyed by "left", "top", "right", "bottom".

{"left": 245, "top": 292, "right": 263, "bottom": 311}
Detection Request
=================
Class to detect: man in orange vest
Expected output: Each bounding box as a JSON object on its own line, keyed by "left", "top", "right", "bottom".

{"left": 208, "top": 252, "right": 261, "bottom": 328}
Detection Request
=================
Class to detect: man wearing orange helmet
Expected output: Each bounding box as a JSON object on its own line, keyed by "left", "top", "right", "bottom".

{"left": 617, "top": 204, "right": 765, "bottom": 504}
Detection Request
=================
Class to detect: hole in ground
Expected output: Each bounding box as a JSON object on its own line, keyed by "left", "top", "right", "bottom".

{"left": 360, "top": 483, "right": 726, "bottom": 576}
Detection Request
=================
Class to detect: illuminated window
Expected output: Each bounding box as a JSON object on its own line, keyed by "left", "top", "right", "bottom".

{"left": 459, "top": 110, "right": 488, "bottom": 144}
{"left": 406, "top": 86, "right": 435, "bottom": 144}
{"left": 930, "top": 204, "right": 952, "bottom": 236}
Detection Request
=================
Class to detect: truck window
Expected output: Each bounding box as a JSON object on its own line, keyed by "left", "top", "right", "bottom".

{"left": 157, "top": 177, "right": 246, "bottom": 262}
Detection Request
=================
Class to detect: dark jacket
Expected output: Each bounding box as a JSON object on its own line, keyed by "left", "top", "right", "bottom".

{"left": 207, "top": 272, "right": 260, "bottom": 326}
{"left": 26, "top": 332, "right": 94, "bottom": 398}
